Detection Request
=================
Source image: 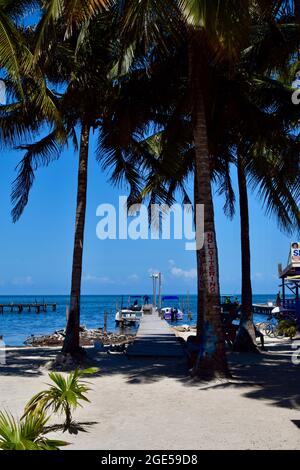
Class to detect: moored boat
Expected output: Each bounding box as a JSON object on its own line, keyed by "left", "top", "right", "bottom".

{"left": 160, "top": 296, "right": 184, "bottom": 321}
{"left": 115, "top": 296, "right": 144, "bottom": 326}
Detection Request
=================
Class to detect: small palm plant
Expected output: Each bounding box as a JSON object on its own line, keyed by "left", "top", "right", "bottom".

{"left": 23, "top": 368, "right": 98, "bottom": 431}
{"left": 0, "top": 411, "right": 68, "bottom": 450}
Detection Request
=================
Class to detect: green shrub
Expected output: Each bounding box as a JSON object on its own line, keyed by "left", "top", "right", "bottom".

{"left": 0, "top": 411, "right": 68, "bottom": 450}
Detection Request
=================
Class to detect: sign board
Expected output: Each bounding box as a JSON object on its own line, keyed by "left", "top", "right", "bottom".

{"left": 204, "top": 231, "right": 219, "bottom": 295}
{"left": 291, "top": 242, "right": 300, "bottom": 263}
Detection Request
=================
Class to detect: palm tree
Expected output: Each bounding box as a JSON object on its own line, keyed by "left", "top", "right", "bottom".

{"left": 114, "top": 0, "right": 239, "bottom": 377}
{"left": 106, "top": 0, "right": 298, "bottom": 376}
{"left": 63, "top": 123, "right": 90, "bottom": 354}
{"left": 3, "top": 10, "right": 142, "bottom": 356}
{"left": 101, "top": 12, "right": 300, "bottom": 356}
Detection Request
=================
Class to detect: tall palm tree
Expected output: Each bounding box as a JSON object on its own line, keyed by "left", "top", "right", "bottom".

{"left": 107, "top": 0, "right": 297, "bottom": 376}
{"left": 101, "top": 14, "right": 300, "bottom": 355}
{"left": 3, "top": 11, "right": 143, "bottom": 356}
{"left": 114, "top": 0, "right": 240, "bottom": 377}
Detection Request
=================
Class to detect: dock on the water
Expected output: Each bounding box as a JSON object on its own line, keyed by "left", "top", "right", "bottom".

{"left": 252, "top": 303, "right": 274, "bottom": 315}
{"left": 126, "top": 312, "right": 185, "bottom": 358}
{"left": 0, "top": 303, "right": 57, "bottom": 314}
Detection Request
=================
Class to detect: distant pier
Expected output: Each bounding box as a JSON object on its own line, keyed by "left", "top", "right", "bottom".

{"left": 126, "top": 311, "right": 185, "bottom": 357}
{"left": 0, "top": 303, "right": 57, "bottom": 314}
{"left": 252, "top": 303, "right": 274, "bottom": 315}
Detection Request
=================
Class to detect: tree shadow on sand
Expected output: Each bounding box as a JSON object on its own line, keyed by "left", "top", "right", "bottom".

{"left": 0, "top": 347, "right": 60, "bottom": 377}
{"left": 2, "top": 340, "right": 300, "bottom": 415}
{"left": 194, "top": 341, "right": 300, "bottom": 412}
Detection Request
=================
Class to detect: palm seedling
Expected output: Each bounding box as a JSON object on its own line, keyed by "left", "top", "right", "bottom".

{"left": 0, "top": 411, "right": 68, "bottom": 450}
{"left": 22, "top": 368, "right": 98, "bottom": 432}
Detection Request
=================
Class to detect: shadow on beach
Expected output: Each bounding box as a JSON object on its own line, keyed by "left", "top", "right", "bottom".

{"left": 1, "top": 340, "right": 300, "bottom": 413}
{"left": 0, "top": 347, "right": 59, "bottom": 377}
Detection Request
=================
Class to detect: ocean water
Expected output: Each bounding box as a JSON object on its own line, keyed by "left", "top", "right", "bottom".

{"left": 0, "top": 294, "right": 281, "bottom": 346}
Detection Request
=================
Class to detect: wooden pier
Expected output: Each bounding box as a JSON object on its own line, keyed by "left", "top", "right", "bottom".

{"left": 0, "top": 303, "right": 57, "bottom": 314}
{"left": 252, "top": 303, "right": 274, "bottom": 315}
{"left": 126, "top": 312, "right": 185, "bottom": 357}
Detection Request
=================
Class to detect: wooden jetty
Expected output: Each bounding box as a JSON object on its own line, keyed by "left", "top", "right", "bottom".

{"left": 0, "top": 303, "right": 57, "bottom": 314}
{"left": 252, "top": 303, "right": 274, "bottom": 315}
{"left": 222, "top": 302, "right": 274, "bottom": 315}
{"left": 126, "top": 312, "right": 185, "bottom": 358}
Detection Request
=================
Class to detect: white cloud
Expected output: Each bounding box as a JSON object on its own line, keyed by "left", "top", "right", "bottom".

{"left": 253, "top": 272, "right": 264, "bottom": 280}
{"left": 11, "top": 276, "right": 33, "bottom": 286}
{"left": 168, "top": 260, "right": 197, "bottom": 280}
{"left": 82, "top": 274, "right": 114, "bottom": 284}
{"left": 128, "top": 274, "right": 139, "bottom": 281}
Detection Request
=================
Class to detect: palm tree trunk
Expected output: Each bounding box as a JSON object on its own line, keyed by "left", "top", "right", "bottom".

{"left": 233, "top": 155, "right": 259, "bottom": 353}
{"left": 191, "top": 88, "right": 229, "bottom": 378}
{"left": 194, "top": 166, "right": 204, "bottom": 338}
{"left": 62, "top": 124, "right": 90, "bottom": 355}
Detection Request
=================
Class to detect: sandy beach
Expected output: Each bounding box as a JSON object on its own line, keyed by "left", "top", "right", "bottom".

{"left": 1, "top": 337, "right": 300, "bottom": 450}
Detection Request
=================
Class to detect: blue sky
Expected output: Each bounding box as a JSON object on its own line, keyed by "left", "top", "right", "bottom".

{"left": 0, "top": 130, "right": 296, "bottom": 296}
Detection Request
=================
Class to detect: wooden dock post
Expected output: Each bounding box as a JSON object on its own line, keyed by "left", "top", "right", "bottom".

{"left": 104, "top": 310, "right": 108, "bottom": 333}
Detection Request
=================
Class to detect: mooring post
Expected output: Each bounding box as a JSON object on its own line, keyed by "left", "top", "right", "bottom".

{"left": 104, "top": 310, "right": 108, "bottom": 333}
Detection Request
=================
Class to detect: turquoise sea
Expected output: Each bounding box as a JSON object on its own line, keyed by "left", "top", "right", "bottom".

{"left": 0, "top": 294, "right": 280, "bottom": 346}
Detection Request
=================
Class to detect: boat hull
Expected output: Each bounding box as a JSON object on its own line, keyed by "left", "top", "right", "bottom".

{"left": 115, "top": 309, "right": 143, "bottom": 325}
{"left": 161, "top": 308, "right": 184, "bottom": 321}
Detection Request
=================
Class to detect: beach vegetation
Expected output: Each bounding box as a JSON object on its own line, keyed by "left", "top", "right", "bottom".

{"left": 22, "top": 368, "right": 98, "bottom": 432}
{"left": 0, "top": 411, "right": 68, "bottom": 450}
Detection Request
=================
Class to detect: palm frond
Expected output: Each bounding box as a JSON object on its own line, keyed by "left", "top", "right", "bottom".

{"left": 11, "top": 130, "right": 64, "bottom": 222}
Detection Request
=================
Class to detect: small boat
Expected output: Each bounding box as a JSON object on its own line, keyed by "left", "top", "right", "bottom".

{"left": 160, "top": 296, "right": 184, "bottom": 321}
{"left": 115, "top": 296, "right": 144, "bottom": 326}
{"left": 160, "top": 306, "right": 184, "bottom": 321}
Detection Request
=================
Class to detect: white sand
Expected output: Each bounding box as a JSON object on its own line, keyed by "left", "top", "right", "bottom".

{"left": 1, "top": 340, "right": 300, "bottom": 450}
